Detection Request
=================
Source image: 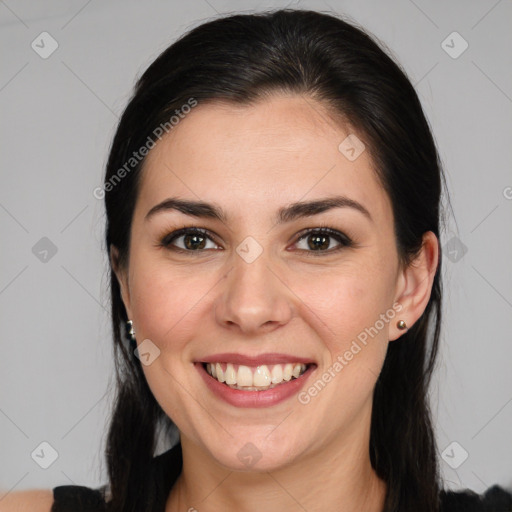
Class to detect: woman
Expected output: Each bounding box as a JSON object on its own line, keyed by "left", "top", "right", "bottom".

{"left": 6, "top": 8, "right": 511, "bottom": 512}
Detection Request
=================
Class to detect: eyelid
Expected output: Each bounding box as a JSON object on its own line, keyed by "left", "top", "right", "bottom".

{"left": 294, "top": 225, "right": 351, "bottom": 243}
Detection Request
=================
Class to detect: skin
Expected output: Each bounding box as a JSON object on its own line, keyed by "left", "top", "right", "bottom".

{"left": 1, "top": 490, "right": 53, "bottom": 512}
{"left": 111, "top": 94, "right": 439, "bottom": 512}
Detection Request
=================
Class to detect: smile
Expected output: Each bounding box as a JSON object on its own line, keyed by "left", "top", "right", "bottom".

{"left": 196, "top": 360, "right": 317, "bottom": 408}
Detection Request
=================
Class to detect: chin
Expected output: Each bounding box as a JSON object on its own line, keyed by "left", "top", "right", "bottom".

{"left": 213, "top": 448, "right": 295, "bottom": 473}
{"left": 202, "top": 432, "right": 303, "bottom": 472}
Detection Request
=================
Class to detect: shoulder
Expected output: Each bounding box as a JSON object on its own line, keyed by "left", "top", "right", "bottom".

{"left": 0, "top": 485, "right": 109, "bottom": 512}
{"left": 0, "top": 489, "right": 53, "bottom": 512}
{"left": 440, "top": 485, "right": 512, "bottom": 511}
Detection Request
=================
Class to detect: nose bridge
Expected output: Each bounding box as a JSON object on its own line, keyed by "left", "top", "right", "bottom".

{"left": 215, "top": 242, "right": 293, "bottom": 333}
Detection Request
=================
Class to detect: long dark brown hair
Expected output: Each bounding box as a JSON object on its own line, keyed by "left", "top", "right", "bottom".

{"left": 102, "top": 8, "right": 449, "bottom": 511}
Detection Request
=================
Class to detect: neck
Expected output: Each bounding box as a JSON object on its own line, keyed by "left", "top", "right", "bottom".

{"left": 165, "top": 415, "right": 387, "bottom": 512}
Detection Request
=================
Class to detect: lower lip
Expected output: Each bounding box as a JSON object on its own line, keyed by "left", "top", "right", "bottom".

{"left": 195, "top": 362, "right": 316, "bottom": 408}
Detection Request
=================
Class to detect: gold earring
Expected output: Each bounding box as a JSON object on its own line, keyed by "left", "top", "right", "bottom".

{"left": 397, "top": 320, "right": 407, "bottom": 330}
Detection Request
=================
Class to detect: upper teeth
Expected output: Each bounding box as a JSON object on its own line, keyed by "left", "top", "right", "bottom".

{"left": 205, "top": 362, "right": 307, "bottom": 387}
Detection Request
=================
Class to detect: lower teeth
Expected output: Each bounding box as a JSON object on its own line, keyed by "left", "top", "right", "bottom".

{"left": 225, "top": 382, "right": 287, "bottom": 391}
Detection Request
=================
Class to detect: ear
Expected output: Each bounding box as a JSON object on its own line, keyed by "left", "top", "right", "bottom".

{"left": 110, "top": 245, "right": 132, "bottom": 319}
{"left": 389, "top": 231, "right": 439, "bottom": 341}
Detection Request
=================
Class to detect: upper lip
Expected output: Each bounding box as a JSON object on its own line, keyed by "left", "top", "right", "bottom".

{"left": 197, "top": 352, "right": 316, "bottom": 366}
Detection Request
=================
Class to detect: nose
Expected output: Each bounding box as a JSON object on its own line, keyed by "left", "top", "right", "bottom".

{"left": 214, "top": 250, "right": 294, "bottom": 335}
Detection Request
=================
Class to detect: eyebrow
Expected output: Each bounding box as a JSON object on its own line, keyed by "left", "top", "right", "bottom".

{"left": 145, "top": 195, "right": 372, "bottom": 224}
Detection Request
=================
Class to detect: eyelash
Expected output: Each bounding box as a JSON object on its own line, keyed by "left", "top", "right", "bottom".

{"left": 157, "top": 224, "right": 354, "bottom": 257}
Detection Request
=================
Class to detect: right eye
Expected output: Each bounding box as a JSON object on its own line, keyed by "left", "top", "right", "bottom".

{"left": 159, "top": 227, "right": 222, "bottom": 253}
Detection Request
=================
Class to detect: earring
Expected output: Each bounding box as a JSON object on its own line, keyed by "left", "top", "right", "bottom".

{"left": 396, "top": 320, "right": 407, "bottom": 330}
{"left": 127, "top": 320, "right": 136, "bottom": 341}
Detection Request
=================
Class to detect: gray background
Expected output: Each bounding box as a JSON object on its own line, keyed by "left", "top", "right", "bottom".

{"left": 1, "top": 0, "right": 511, "bottom": 497}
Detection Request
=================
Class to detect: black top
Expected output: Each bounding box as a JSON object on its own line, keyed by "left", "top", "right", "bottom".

{"left": 51, "top": 443, "right": 512, "bottom": 511}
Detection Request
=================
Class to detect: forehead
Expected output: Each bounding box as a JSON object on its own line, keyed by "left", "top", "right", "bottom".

{"left": 135, "top": 95, "right": 392, "bottom": 227}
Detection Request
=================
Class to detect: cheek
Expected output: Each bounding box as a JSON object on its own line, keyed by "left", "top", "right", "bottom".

{"left": 289, "top": 269, "right": 393, "bottom": 443}
{"left": 128, "top": 259, "right": 216, "bottom": 352}
{"left": 127, "top": 261, "right": 218, "bottom": 422}
{"left": 293, "top": 263, "right": 394, "bottom": 345}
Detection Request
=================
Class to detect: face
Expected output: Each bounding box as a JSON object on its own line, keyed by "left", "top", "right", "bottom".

{"left": 113, "top": 94, "right": 429, "bottom": 472}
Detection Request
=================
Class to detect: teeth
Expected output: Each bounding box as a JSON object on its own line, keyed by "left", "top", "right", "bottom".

{"left": 225, "top": 363, "right": 237, "bottom": 385}
{"left": 215, "top": 363, "right": 225, "bottom": 383}
{"left": 283, "top": 363, "right": 293, "bottom": 381}
{"left": 270, "top": 364, "right": 283, "bottom": 384}
{"left": 237, "top": 365, "right": 253, "bottom": 387}
{"left": 253, "top": 365, "right": 271, "bottom": 386}
{"left": 205, "top": 362, "right": 308, "bottom": 389}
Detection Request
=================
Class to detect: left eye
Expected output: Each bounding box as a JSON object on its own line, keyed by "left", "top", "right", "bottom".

{"left": 293, "top": 228, "right": 352, "bottom": 254}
